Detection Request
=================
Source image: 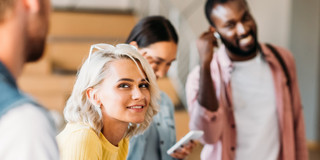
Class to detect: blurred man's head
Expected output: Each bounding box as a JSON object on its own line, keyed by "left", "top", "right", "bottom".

{"left": 25, "top": 0, "right": 51, "bottom": 62}
{"left": 205, "top": 0, "right": 258, "bottom": 58}
{"left": 0, "top": 0, "right": 51, "bottom": 62}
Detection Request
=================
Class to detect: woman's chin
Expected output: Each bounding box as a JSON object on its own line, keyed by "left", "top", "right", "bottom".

{"left": 130, "top": 118, "right": 145, "bottom": 124}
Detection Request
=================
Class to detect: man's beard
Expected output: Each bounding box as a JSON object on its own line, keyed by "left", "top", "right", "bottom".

{"left": 220, "top": 31, "right": 258, "bottom": 57}
{"left": 25, "top": 33, "right": 46, "bottom": 62}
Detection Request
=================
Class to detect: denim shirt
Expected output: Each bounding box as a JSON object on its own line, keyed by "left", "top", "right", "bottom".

{"left": 0, "top": 62, "right": 38, "bottom": 117}
{"left": 0, "top": 61, "right": 60, "bottom": 160}
{"left": 127, "top": 91, "right": 177, "bottom": 160}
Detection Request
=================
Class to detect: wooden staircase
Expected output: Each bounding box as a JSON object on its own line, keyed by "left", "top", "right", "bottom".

{"left": 18, "top": 11, "right": 182, "bottom": 113}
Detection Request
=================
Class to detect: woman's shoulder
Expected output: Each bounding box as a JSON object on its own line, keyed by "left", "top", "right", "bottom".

{"left": 119, "top": 137, "right": 129, "bottom": 147}
{"left": 57, "top": 123, "right": 103, "bottom": 159}
{"left": 117, "top": 138, "right": 129, "bottom": 159}
{"left": 57, "top": 122, "right": 100, "bottom": 146}
{"left": 159, "top": 91, "right": 174, "bottom": 107}
{"left": 158, "top": 91, "right": 175, "bottom": 117}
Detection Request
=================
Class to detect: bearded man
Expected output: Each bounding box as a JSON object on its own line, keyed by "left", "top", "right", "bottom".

{"left": 186, "top": 0, "right": 308, "bottom": 159}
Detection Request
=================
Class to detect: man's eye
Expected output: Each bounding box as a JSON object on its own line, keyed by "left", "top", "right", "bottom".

{"left": 243, "top": 15, "right": 250, "bottom": 22}
{"left": 139, "top": 83, "right": 149, "bottom": 89}
{"left": 226, "top": 23, "right": 235, "bottom": 28}
{"left": 119, "top": 84, "right": 130, "bottom": 88}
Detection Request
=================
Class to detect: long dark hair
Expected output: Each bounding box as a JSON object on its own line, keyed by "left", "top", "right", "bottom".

{"left": 126, "top": 16, "right": 178, "bottom": 48}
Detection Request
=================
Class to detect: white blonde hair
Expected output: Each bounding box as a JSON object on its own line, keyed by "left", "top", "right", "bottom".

{"left": 64, "top": 44, "right": 159, "bottom": 138}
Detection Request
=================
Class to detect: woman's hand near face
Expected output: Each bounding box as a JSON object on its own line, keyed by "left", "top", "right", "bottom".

{"left": 139, "top": 41, "right": 177, "bottom": 79}
{"left": 170, "top": 140, "right": 197, "bottom": 159}
{"left": 142, "top": 52, "right": 159, "bottom": 71}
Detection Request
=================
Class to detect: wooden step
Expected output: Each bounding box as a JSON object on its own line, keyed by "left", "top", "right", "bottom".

{"left": 46, "top": 11, "right": 137, "bottom": 72}
{"left": 49, "top": 11, "right": 136, "bottom": 38}
{"left": 18, "top": 74, "right": 76, "bottom": 111}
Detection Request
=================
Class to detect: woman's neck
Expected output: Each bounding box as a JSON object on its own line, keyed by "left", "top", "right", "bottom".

{"left": 101, "top": 118, "right": 128, "bottom": 147}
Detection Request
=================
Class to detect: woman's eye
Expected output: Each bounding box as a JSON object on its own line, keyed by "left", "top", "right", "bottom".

{"left": 139, "top": 83, "right": 149, "bottom": 89}
{"left": 153, "top": 61, "right": 161, "bottom": 65}
{"left": 119, "top": 84, "right": 130, "bottom": 88}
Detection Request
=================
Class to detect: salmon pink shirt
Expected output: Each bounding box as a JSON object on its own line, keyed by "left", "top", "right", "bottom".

{"left": 186, "top": 43, "right": 308, "bottom": 160}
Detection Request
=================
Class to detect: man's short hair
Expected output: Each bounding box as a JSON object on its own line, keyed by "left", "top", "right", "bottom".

{"left": 0, "top": 0, "right": 16, "bottom": 22}
{"left": 205, "top": 0, "right": 247, "bottom": 27}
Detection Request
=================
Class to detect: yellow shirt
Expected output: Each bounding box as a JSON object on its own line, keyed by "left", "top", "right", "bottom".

{"left": 57, "top": 122, "right": 128, "bottom": 160}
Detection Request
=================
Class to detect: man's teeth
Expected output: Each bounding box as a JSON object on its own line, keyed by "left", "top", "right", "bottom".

{"left": 128, "top": 106, "right": 143, "bottom": 109}
{"left": 240, "top": 35, "right": 252, "bottom": 44}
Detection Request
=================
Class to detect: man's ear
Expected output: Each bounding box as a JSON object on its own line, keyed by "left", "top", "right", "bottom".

{"left": 86, "top": 88, "right": 100, "bottom": 106}
{"left": 209, "top": 26, "right": 216, "bottom": 32}
{"left": 23, "top": 0, "right": 40, "bottom": 13}
{"left": 210, "top": 26, "right": 220, "bottom": 39}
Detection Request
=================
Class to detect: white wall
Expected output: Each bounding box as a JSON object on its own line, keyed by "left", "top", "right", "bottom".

{"left": 52, "top": 0, "right": 133, "bottom": 11}
{"left": 247, "top": 0, "right": 292, "bottom": 48}
{"left": 169, "top": 0, "right": 291, "bottom": 48}
{"left": 289, "top": 0, "right": 320, "bottom": 142}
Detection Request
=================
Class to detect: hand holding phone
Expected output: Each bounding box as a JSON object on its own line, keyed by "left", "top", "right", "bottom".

{"left": 167, "top": 130, "right": 204, "bottom": 155}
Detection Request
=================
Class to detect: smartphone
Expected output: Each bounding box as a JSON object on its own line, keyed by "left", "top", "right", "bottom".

{"left": 166, "top": 130, "right": 204, "bottom": 155}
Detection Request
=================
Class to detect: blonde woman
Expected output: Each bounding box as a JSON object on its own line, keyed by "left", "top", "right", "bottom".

{"left": 57, "top": 44, "right": 159, "bottom": 160}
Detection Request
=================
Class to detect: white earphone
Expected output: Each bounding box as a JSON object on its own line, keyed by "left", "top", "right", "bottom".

{"left": 213, "top": 32, "right": 220, "bottom": 39}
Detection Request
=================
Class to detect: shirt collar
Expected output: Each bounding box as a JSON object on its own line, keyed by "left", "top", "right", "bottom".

{"left": 0, "top": 61, "right": 17, "bottom": 88}
{"left": 259, "top": 43, "right": 275, "bottom": 62}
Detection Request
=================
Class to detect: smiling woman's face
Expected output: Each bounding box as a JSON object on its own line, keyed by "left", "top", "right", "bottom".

{"left": 97, "top": 58, "right": 151, "bottom": 124}
{"left": 138, "top": 41, "right": 177, "bottom": 79}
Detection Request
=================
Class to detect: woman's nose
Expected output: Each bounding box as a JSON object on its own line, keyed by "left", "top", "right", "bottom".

{"left": 132, "top": 87, "right": 144, "bottom": 100}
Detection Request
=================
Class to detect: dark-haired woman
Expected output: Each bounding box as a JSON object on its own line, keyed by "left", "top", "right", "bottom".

{"left": 126, "top": 16, "right": 196, "bottom": 160}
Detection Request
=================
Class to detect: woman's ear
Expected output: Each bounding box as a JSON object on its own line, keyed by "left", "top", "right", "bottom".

{"left": 129, "top": 41, "right": 139, "bottom": 49}
{"left": 86, "top": 88, "right": 100, "bottom": 106}
{"left": 129, "top": 41, "right": 147, "bottom": 57}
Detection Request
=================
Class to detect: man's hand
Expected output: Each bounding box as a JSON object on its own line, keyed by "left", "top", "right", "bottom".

{"left": 197, "top": 27, "right": 220, "bottom": 112}
{"left": 197, "top": 27, "right": 218, "bottom": 66}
